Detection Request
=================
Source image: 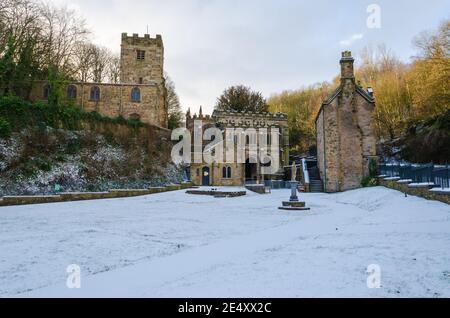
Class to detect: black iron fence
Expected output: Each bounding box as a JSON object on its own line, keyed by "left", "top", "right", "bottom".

{"left": 379, "top": 163, "right": 450, "bottom": 189}
{"left": 245, "top": 179, "right": 291, "bottom": 189}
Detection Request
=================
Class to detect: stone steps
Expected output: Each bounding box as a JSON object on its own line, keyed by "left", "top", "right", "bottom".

{"left": 309, "top": 180, "right": 324, "bottom": 193}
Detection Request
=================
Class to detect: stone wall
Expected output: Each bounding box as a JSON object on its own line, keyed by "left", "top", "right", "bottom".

{"left": 0, "top": 183, "right": 193, "bottom": 207}
{"left": 186, "top": 110, "right": 289, "bottom": 186}
{"left": 379, "top": 179, "right": 450, "bottom": 205}
{"left": 316, "top": 52, "right": 377, "bottom": 193}
{"left": 28, "top": 33, "right": 167, "bottom": 128}
{"left": 29, "top": 82, "right": 167, "bottom": 128}
{"left": 120, "top": 33, "right": 164, "bottom": 85}
{"left": 190, "top": 163, "right": 244, "bottom": 186}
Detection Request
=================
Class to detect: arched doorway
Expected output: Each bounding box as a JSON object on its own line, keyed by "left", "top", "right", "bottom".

{"left": 202, "top": 167, "right": 210, "bottom": 186}
{"left": 245, "top": 158, "right": 257, "bottom": 184}
{"left": 129, "top": 113, "right": 141, "bottom": 121}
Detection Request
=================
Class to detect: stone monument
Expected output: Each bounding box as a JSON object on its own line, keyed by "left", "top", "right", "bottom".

{"left": 279, "top": 164, "right": 310, "bottom": 211}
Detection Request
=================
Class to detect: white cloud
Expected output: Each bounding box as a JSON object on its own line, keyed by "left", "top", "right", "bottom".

{"left": 339, "top": 33, "right": 364, "bottom": 47}
{"left": 42, "top": 0, "right": 450, "bottom": 113}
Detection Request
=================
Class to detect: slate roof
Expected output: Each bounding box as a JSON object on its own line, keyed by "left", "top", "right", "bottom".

{"left": 315, "top": 84, "right": 375, "bottom": 123}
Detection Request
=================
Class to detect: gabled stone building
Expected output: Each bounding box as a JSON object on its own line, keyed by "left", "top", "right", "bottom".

{"left": 316, "top": 51, "right": 378, "bottom": 192}
{"left": 186, "top": 108, "right": 289, "bottom": 186}
{"left": 30, "top": 33, "right": 167, "bottom": 128}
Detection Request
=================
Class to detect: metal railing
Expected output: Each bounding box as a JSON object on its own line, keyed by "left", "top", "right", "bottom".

{"left": 264, "top": 180, "right": 291, "bottom": 189}
{"left": 245, "top": 180, "right": 291, "bottom": 189}
{"left": 379, "top": 163, "right": 450, "bottom": 189}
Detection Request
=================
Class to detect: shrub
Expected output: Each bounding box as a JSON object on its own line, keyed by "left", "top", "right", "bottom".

{"left": 0, "top": 96, "right": 145, "bottom": 133}
{"left": 0, "top": 117, "right": 11, "bottom": 138}
{"left": 368, "top": 158, "right": 378, "bottom": 177}
{"left": 361, "top": 175, "right": 378, "bottom": 188}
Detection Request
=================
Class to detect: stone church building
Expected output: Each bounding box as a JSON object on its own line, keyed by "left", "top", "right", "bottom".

{"left": 316, "top": 51, "right": 378, "bottom": 193}
{"left": 186, "top": 108, "right": 290, "bottom": 186}
{"left": 30, "top": 33, "right": 168, "bottom": 128}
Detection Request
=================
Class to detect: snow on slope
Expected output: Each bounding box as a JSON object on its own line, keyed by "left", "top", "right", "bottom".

{"left": 1, "top": 187, "right": 449, "bottom": 298}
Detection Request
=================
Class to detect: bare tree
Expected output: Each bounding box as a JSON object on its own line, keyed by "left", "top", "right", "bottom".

{"left": 90, "top": 45, "right": 110, "bottom": 83}
{"left": 73, "top": 42, "right": 94, "bottom": 82}
{"left": 107, "top": 54, "right": 121, "bottom": 84}
{"left": 164, "top": 73, "right": 183, "bottom": 129}
{"left": 39, "top": 2, "right": 89, "bottom": 74}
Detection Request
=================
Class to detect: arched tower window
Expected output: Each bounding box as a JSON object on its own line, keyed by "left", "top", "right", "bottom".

{"left": 227, "top": 167, "right": 232, "bottom": 178}
{"left": 43, "top": 85, "right": 50, "bottom": 99}
{"left": 131, "top": 87, "right": 141, "bottom": 102}
{"left": 90, "top": 86, "right": 100, "bottom": 101}
{"left": 67, "top": 85, "right": 77, "bottom": 99}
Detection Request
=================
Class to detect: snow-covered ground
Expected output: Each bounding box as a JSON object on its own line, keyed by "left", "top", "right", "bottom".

{"left": 1, "top": 187, "right": 449, "bottom": 298}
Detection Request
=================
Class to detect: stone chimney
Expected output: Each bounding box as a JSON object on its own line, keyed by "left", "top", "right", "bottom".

{"left": 340, "top": 51, "right": 355, "bottom": 81}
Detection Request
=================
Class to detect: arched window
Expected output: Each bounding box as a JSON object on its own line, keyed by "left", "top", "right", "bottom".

{"left": 90, "top": 86, "right": 100, "bottom": 101}
{"left": 131, "top": 87, "right": 141, "bottom": 102}
{"left": 43, "top": 85, "right": 50, "bottom": 99}
{"left": 222, "top": 166, "right": 232, "bottom": 179}
{"left": 67, "top": 85, "right": 77, "bottom": 99}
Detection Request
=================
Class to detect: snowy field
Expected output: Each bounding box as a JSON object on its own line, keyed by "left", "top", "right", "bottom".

{"left": 0, "top": 186, "right": 449, "bottom": 298}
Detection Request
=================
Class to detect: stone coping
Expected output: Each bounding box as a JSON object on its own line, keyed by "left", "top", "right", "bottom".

{"left": 186, "top": 190, "right": 246, "bottom": 198}
{"left": 383, "top": 177, "right": 401, "bottom": 181}
{"left": 408, "top": 183, "right": 436, "bottom": 189}
{"left": 379, "top": 179, "right": 449, "bottom": 205}
{"left": 109, "top": 189, "right": 150, "bottom": 193}
{"left": 245, "top": 184, "right": 269, "bottom": 195}
{"left": 430, "top": 188, "right": 450, "bottom": 195}
{"left": 2, "top": 195, "right": 61, "bottom": 199}
{"left": 0, "top": 183, "right": 193, "bottom": 207}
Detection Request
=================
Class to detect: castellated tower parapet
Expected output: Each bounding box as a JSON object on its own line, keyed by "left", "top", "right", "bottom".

{"left": 120, "top": 33, "right": 164, "bottom": 85}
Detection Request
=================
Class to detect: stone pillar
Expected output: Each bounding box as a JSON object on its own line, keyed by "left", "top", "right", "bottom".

{"left": 283, "top": 128, "right": 290, "bottom": 166}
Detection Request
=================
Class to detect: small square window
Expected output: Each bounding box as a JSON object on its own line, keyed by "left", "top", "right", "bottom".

{"left": 139, "top": 77, "right": 143, "bottom": 84}
{"left": 137, "top": 50, "right": 145, "bottom": 60}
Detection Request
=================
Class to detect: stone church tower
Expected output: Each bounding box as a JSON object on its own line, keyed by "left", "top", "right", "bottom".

{"left": 30, "top": 33, "right": 168, "bottom": 128}
{"left": 315, "top": 51, "right": 378, "bottom": 193}
{"left": 120, "top": 33, "right": 164, "bottom": 85}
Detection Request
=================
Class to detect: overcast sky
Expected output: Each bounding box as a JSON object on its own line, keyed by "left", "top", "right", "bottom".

{"left": 52, "top": 0, "right": 449, "bottom": 114}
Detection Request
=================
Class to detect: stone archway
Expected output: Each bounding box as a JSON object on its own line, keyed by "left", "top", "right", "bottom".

{"left": 202, "top": 166, "right": 210, "bottom": 186}
{"left": 129, "top": 113, "right": 141, "bottom": 121}
{"left": 245, "top": 158, "right": 257, "bottom": 184}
